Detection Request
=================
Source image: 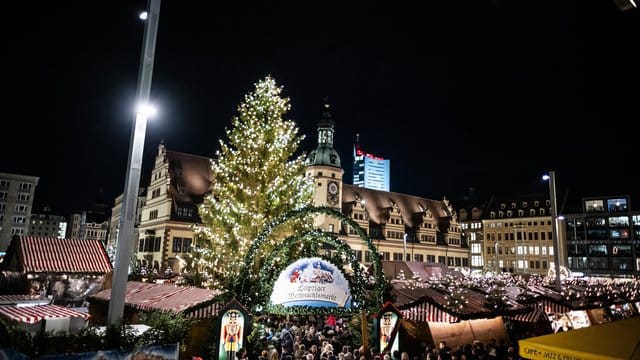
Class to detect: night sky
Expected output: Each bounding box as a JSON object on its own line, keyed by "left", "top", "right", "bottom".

{"left": 2, "top": 0, "right": 638, "bottom": 217}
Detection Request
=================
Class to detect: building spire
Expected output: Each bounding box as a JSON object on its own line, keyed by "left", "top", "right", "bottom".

{"left": 318, "top": 96, "right": 334, "bottom": 128}
{"left": 306, "top": 97, "right": 341, "bottom": 168}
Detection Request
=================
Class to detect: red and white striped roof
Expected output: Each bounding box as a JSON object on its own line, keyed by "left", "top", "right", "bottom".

{"left": 539, "top": 299, "right": 572, "bottom": 314}
{"left": 3, "top": 236, "right": 112, "bottom": 274}
{"left": 0, "top": 304, "right": 90, "bottom": 324}
{"left": 401, "top": 302, "right": 459, "bottom": 323}
{"left": 508, "top": 305, "right": 548, "bottom": 322}
{"left": 89, "top": 282, "right": 220, "bottom": 318}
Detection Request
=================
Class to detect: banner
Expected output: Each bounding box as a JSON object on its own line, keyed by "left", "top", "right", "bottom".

{"left": 270, "top": 257, "right": 351, "bottom": 307}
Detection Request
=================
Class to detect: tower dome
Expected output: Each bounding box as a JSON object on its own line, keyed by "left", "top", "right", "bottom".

{"left": 307, "top": 98, "right": 341, "bottom": 168}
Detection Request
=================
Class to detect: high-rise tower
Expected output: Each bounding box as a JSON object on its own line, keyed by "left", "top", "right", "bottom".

{"left": 353, "top": 135, "right": 390, "bottom": 191}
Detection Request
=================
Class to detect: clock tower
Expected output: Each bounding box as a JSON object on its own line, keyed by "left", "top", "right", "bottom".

{"left": 306, "top": 98, "right": 344, "bottom": 233}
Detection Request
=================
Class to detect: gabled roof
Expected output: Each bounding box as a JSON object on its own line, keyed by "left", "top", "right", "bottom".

{"left": 165, "top": 150, "right": 212, "bottom": 204}
{"left": 88, "top": 281, "right": 220, "bottom": 318}
{"left": 0, "top": 236, "right": 112, "bottom": 274}
{"left": 393, "top": 282, "right": 530, "bottom": 321}
{"left": 341, "top": 184, "right": 451, "bottom": 228}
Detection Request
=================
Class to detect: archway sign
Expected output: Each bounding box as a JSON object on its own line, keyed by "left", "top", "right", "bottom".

{"left": 236, "top": 205, "right": 386, "bottom": 314}
{"left": 271, "top": 257, "right": 352, "bottom": 307}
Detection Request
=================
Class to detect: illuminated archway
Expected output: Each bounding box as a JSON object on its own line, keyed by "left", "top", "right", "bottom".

{"left": 237, "top": 205, "right": 385, "bottom": 312}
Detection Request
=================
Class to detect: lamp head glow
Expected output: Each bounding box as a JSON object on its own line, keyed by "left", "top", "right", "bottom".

{"left": 542, "top": 174, "right": 550, "bottom": 181}
{"left": 136, "top": 103, "right": 157, "bottom": 118}
{"left": 139, "top": 11, "right": 148, "bottom": 20}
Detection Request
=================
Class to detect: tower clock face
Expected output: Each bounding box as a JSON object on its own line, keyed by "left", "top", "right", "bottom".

{"left": 327, "top": 181, "right": 339, "bottom": 205}
{"left": 328, "top": 181, "right": 338, "bottom": 195}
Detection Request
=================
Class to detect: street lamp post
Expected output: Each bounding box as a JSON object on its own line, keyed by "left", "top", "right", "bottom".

{"left": 494, "top": 242, "right": 500, "bottom": 274}
{"left": 403, "top": 233, "right": 407, "bottom": 261}
{"left": 107, "top": 0, "right": 161, "bottom": 325}
{"left": 543, "top": 171, "right": 562, "bottom": 292}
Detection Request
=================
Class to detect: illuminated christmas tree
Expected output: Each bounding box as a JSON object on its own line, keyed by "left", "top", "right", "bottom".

{"left": 186, "top": 76, "right": 315, "bottom": 292}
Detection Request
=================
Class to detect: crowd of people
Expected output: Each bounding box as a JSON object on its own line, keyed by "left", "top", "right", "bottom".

{"left": 243, "top": 313, "right": 522, "bottom": 360}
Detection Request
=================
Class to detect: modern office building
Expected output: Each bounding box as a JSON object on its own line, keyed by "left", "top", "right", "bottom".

{"left": 0, "top": 172, "right": 39, "bottom": 251}
{"left": 352, "top": 136, "right": 390, "bottom": 191}
{"left": 28, "top": 207, "right": 67, "bottom": 238}
{"left": 563, "top": 195, "right": 639, "bottom": 277}
{"left": 482, "top": 194, "right": 560, "bottom": 275}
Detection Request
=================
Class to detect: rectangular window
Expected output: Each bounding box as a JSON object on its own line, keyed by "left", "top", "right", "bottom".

{"left": 355, "top": 250, "right": 363, "bottom": 262}
{"left": 181, "top": 238, "right": 192, "bottom": 252}
{"left": 13, "top": 216, "right": 26, "bottom": 224}
{"left": 393, "top": 252, "right": 403, "bottom": 261}
{"left": 149, "top": 210, "right": 158, "bottom": 220}
{"left": 471, "top": 243, "right": 481, "bottom": 254}
{"left": 17, "top": 193, "right": 30, "bottom": 201}
{"left": 568, "top": 257, "right": 587, "bottom": 269}
{"left": 585, "top": 200, "right": 604, "bottom": 213}
{"left": 11, "top": 227, "right": 25, "bottom": 235}
{"left": 15, "top": 205, "right": 27, "bottom": 213}
{"left": 427, "top": 255, "right": 435, "bottom": 263}
{"left": 471, "top": 255, "right": 483, "bottom": 267}
{"left": 172, "top": 238, "right": 183, "bottom": 252}
{"left": 0, "top": 192, "right": 7, "bottom": 199}
{"left": 414, "top": 254, "right": 424, "bottom": 262}
{"left": 0, "top": 203, "right": 5, "bottom": 211}
{"left": 607, "top": 198, "right": 628, "bottom": 212}
{"left": 0, "top": 180, "right": 9, "bottom": 187}
{"left": 19, "top": 182, "right": 32, "bottom": 191}
{"left": 608, "top": 216, "right": 630, "bottom": 227}
{"left": 152, "top": 188, "right": 161, "bottom": 198}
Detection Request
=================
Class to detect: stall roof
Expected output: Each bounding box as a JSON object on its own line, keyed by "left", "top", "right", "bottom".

{"left": 89, "top": 281, "right": 220, "bottom": 318}
{"left": 0, "top": 304, "right": 90, "bottom": 324}
{"left": 393, "top": 283, "right": 529, "bottom": 320}
{"left": 0, "top": 294, "right": 50, "bottom": 306}
{"left": 1, "top": 236, "right": 112, "bottom": 274}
